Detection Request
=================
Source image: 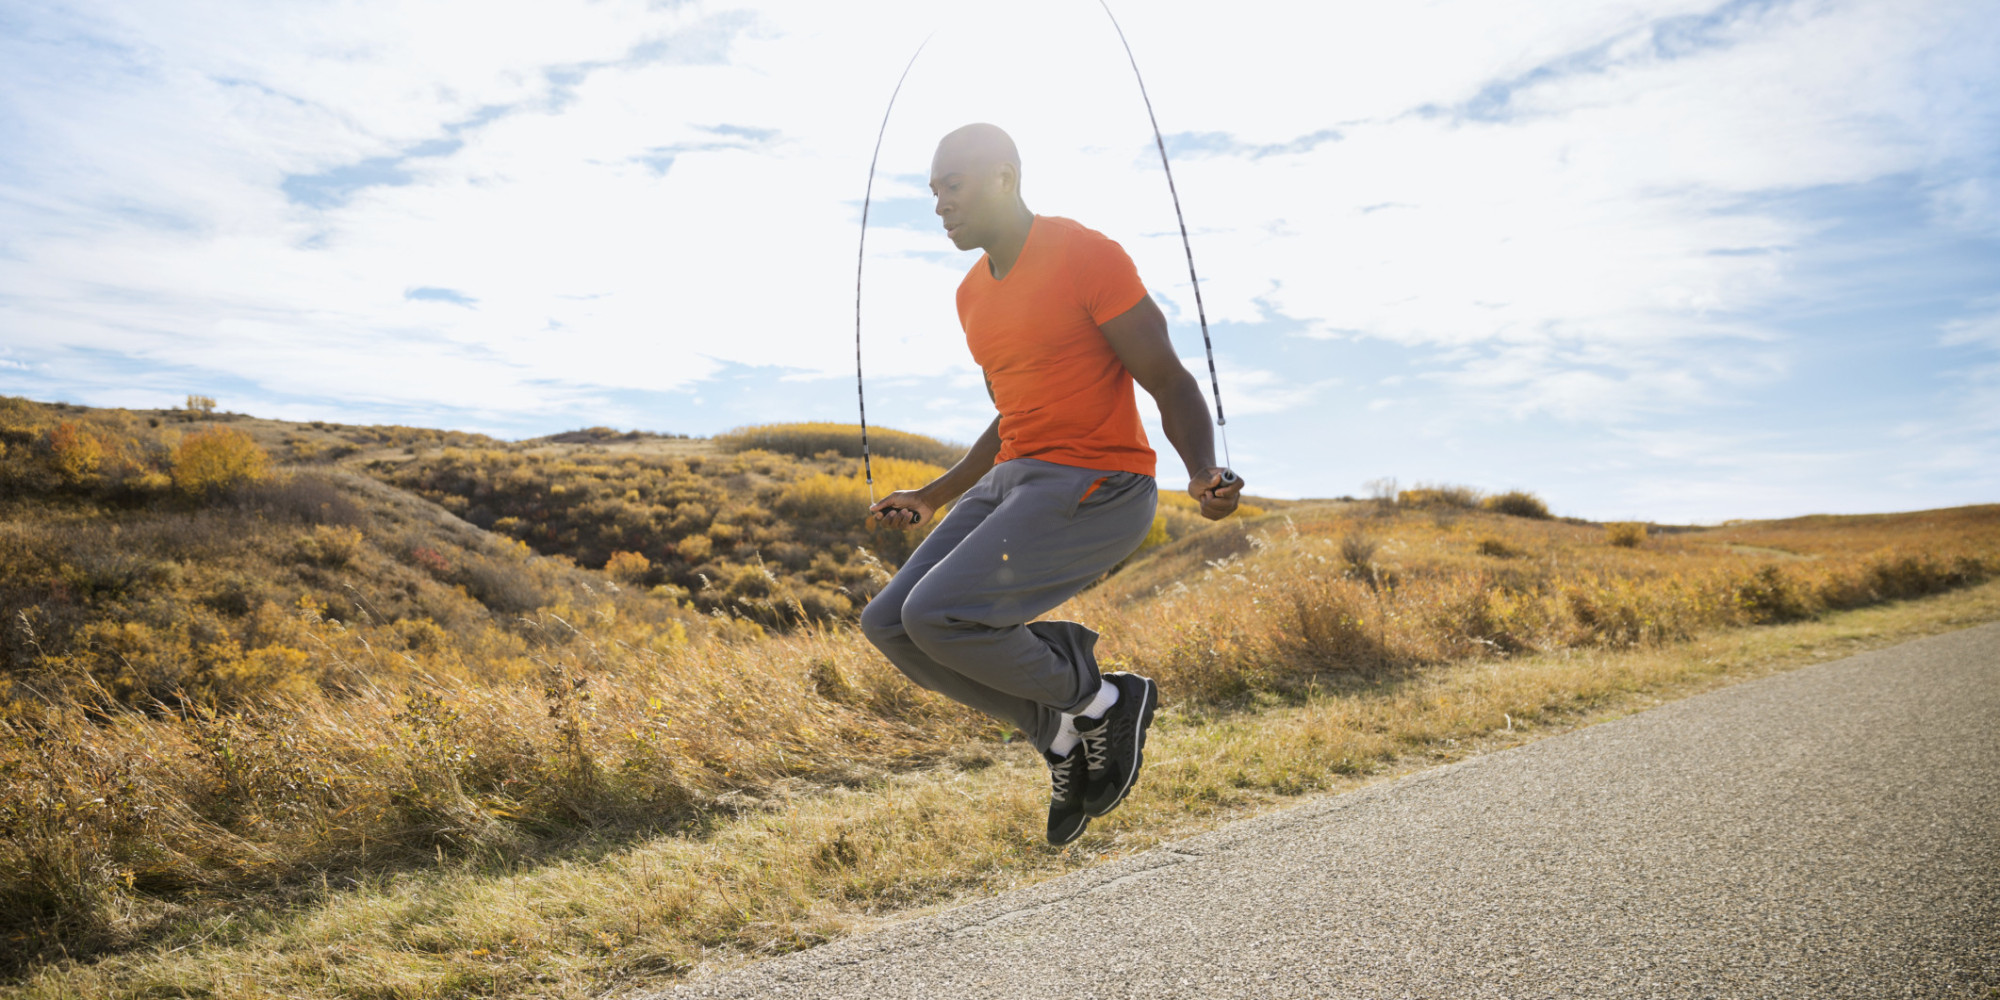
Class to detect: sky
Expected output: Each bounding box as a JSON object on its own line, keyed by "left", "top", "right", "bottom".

{"left": 2, "top": 0, "right": 1996, "bottom": 522}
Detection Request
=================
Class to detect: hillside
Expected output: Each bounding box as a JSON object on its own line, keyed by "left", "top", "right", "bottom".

{"left": 2, "top": 394, "right": 1996, "bottom": 998}
{"left": 215, "top": 411, "right": 1277, "bottom": 627}
{"left": 0, "top": 399, "right": 731, "bottom": 716}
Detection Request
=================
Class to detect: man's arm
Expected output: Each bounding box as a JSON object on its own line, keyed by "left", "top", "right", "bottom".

{"left": 869, "top": 415, "right": 1001, "bottom": 528}
{"left": 1099, "top": 294, "right": 1243, "bottom": 520}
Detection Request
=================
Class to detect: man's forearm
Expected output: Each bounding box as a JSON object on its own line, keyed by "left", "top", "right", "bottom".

{"left": 918, "top": 417, "right": 1003, "bottom": 506}
{"left": 1155, "top": 371, "right": 1218, "bottom": 480}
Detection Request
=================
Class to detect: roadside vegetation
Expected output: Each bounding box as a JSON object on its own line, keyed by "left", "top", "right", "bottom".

{"left": 2, "top": 394, "right": 1996, "bottom": 999}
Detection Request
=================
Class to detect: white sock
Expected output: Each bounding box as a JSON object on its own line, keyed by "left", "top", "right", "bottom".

{"left": 1074, "top": 679, "right": 1120, "bottom": 720}
{"left": 1050, "top": 680, "right": 1121, "bottom": 756}
{"left": 1049, "top": 716, "right": 1081, "bottom": 757}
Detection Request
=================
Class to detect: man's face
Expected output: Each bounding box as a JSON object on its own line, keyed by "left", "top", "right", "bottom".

{"left": 929, "top": 147, "right": 1009, "bottom": 252}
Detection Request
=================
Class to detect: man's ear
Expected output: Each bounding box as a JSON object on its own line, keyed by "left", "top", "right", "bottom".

{"left": 997, "top": 161, "right": 1020, "bottom": 196}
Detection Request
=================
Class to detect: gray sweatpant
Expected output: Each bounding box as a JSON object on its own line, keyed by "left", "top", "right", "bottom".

{"left": 860, "top": 458, "right": 1158, "bottom": 753}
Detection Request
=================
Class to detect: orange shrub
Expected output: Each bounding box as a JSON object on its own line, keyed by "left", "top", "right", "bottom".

{"left": 46, "top": 421, "right": 105, "bottom": 485}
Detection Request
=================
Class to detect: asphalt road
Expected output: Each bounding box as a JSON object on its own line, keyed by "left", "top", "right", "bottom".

{"left": 663, "top": 624, "right": 2000, "bottom": 999}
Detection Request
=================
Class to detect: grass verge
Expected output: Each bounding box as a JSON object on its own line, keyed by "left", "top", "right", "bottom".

{"left": 10, "top": 578, "right": 1999, "bottom": 1000}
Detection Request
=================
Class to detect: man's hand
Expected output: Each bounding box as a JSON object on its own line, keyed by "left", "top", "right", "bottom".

{"left": 1189, "top": 468, "right": 1243, "bottom": 521}
{"left": 869, "top": 489, "right": 936, "bottom": 530}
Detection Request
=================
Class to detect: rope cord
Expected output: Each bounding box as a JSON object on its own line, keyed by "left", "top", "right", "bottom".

{"left": 855, "top": 4, "right": 1233, "bottom": 505}
{"left": 1095, "top": 0, "right": 1231, "bottom": 475}
{"left": 856, "top": 36, "right": 930, "bottom": 504}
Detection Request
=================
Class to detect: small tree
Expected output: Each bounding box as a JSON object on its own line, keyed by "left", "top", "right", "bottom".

{"left": 172, "top": 426, "right": 269, "bottom": 498}
{"left": 186, "top": 394, "right": 217, "bottom": 416}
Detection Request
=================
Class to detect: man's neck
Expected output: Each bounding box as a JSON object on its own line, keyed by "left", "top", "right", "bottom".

{"left": 984, "top": 205, "right": 1037, "bottom": 280}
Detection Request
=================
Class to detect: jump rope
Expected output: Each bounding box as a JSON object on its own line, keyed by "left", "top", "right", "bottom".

{"left": 854, "top": 1, "right": 1236, "bottom": 523}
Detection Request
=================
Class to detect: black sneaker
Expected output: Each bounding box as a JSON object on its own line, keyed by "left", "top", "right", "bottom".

{"left": 1077, "top": 671, "right": 1158, "bottom": 818}
{"left": 1044, "top": 747, "right": 1090, "bottom": 845}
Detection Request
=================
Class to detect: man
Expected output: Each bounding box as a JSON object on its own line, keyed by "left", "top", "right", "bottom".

{"left": 861, "top": 123, "right": 1243, "bottom": 846}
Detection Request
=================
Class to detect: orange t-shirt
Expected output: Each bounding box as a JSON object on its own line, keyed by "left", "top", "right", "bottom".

{"left": 957, "top": 215, "right": 1156, "bottom": 478}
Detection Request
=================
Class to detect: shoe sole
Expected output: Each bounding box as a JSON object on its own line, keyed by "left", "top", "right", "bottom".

{"left": 1048, "top": 814, "right": 1090, "bottom": 846}
{"left": 1085, "top": 674, "right": 1157, "bottom": 818}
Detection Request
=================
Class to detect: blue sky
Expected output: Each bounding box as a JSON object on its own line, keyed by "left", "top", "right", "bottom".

{"left": 1, "top": 0, "right": 1996, "bottom": 522}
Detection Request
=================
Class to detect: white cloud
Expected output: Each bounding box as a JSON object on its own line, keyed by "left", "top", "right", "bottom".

{"left": 1, "top": 0, "right": 1996, "bottom": 518}
{"left": 1940, "top": 301, "right": 2000, "bottom": 349}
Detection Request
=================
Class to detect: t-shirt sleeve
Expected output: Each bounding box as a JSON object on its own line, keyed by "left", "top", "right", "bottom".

{"left": 1070, "top": 230, "right": 1148, "bottom": 327}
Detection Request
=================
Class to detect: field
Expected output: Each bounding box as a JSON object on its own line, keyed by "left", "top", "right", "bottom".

{"left": 2, "top": 394, "right": 1996, "bottom": 999}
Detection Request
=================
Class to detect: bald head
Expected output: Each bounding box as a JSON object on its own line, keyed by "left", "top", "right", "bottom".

{"left": 934, "top": 123, "right": 1021, "bottom": 177}
{"left": 931, "top": 124, "right": 1031, "bottom": 254}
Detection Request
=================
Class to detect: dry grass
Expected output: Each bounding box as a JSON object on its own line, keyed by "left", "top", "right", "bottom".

{"left": 370, "top": 436, "right": 948, "bottom": 624}
{"left": 8, "top": 573, "right": 1997, "bottom": 1000}
{"left": 6, "top": 398, "right": 1999, "bottom": 998}
{"left": 3, "top": 492, "right": 1995, "bottom": 997}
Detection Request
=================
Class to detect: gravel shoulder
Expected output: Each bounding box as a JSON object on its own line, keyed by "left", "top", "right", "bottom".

{"left": 661, "top": 623, "right": 2000, "bottom": 999}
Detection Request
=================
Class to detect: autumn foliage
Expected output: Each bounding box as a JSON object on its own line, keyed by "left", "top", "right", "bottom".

{"left": 171, "top": 426, "right": 270, "bottom": 497}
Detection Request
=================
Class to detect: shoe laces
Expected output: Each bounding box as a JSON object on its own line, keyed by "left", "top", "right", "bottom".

{"left": 1050, "top": 756, "right": 1077, "bottom": 801}
{"left": 1079, "top": 723, "right": 1110, "bottom": 773}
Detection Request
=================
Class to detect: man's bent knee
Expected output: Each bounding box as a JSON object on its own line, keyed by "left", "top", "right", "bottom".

{"left": 900, "top": 584, "right": 976, "bottom": 660}
{"left": 859, "top": 592, "right": 905, "bottom": 648}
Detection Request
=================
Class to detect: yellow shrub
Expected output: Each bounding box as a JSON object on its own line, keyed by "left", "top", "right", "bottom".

{"left": 1606, "top": 522, "right": 1648, "bottom": 548}
{"left": 172, "top": 426, "right": 269, "bottom": 497}
{"left": 866, "top": 456, "right": 947, "bottom": 493}
{"left": 605, "top": 550, "right": 651, "bottom": 582}
{"left": 394, "top": 618, "right": 452, "bottom": 653}
{"left": 779, "top": 458, "right": 949, "bottom": 529}
{"left": 294, "top": 524, "right": 364, "bottom": 566}
{"left": 677, "top": 534, "right": 714, "bottom": 562}
{"left": 1482, "top": 490, "right": 1551, "bottom": 519}
{"left": 782, "top": 473, "right": 870, "bottom": 523}
{"left": 200, "top": 645, "right": 317, "bottom": 703}
{"left": 647, "top": 620, "right": 689, "bottom": 651}
{"left": 714, "top": 422, "right": 962, "bottom": 466}
{"left": 46, "top": 421, "right": 105, "bottom": 485}
{"left": 1398, "top": 484, "right": 1482, "bottom": 509}
{"left": 64, "top": 619, "right": 194, "bottom": 702}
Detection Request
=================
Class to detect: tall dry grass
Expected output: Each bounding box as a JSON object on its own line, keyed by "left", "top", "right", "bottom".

{"left": 1, "top": 607, "right": 985, "bottom": 959}
{"left": 1083, "top": 502, "right": 2000, "bottom": 703}
{"left": 5, "top": 496, "right": 1994, "bottom": 969}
